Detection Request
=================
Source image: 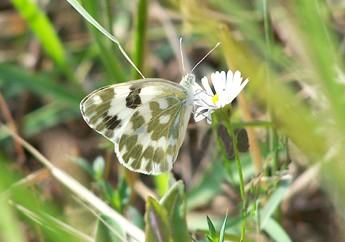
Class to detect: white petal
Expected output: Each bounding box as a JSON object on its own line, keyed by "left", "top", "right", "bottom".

{"left": 201, "top": 76, "right": 213, "bottom": 96}
{"left": 206, "top": 110, "right": 213, "bottom": 124}
{"left": 194, "top": 106, "right": 209, "bottom": 122}
{"left": 194, "top": 115, "right": 206, "bottom": 122}
{"left": 233, "top": 71, "right": 242, "bottom": 89}
{"left": 226, "top": 70, "right": 233, "bottom": 84}
{"left": 194, "top": 97, "right": 214, "bottom": 107}
{"left": 193, "top": 69, "right": 249, "bottom": 124}
{"left": 193, "top": 89, "right": 214, "bottom": 107}
{"left": 211, "top": 71, "right": 226, "bottom": 95}
{"left": 195, "top": 108, "right": 212, "bottom": 124}
{"left": 227, "top": 78, "right": 249, "bottom": 103}
{"left": 225, "top": 71, "right": 232, "bottom": 93}
{"left": 218, "top": 92, "right": 229, "bottom": 107}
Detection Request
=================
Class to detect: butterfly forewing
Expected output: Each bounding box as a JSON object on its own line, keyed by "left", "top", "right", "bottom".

{"left": 80, "top": 79, "right": 192, "bottom": 174}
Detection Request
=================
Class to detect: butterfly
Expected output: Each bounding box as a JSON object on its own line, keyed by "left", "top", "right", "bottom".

{"left": 80, "top": 74, "right": 196, "bottom": 175}
{"left": 68, "top": 0, "right": 223, "bottom": 175}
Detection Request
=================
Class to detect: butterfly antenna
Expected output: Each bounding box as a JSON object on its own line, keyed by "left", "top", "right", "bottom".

{"left": 179, "top": 37, "right": 186, "bottom": 75}
{"left": 66, "top": 0, "right": 145, "bottom": 79}
{"left": 191, "top": 42, "right": 221, "bottom": 73}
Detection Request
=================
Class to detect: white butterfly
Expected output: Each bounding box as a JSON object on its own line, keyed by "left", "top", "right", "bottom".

{"left": 80, "top": 75, "right": 196, "bottom": 175}
{"left": 70, "top": 0, "right": 225, "bottom": 174}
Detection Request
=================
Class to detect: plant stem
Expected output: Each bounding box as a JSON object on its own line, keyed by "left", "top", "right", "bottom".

{"left": 81, "top": 0, "right": 126, "bottom": 83}
{"left": 104, "top": 0, "right": 114, "bottom": 33}
{"left": 132, "top": 0, "right": 148, "bottom": 79}
{"left": 214, "top": 107, "right": 247, "bottom": 241}
{"left": 262, "top": 0, "right": 280, "bottom": 174}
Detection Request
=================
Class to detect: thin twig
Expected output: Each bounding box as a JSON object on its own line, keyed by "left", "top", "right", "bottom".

{"left": 0, "top": 93, "right": 26, "bottom": 163}
{"left": 10, "top": 168, "right": 50, "bottom": 189}
{"left": 284, "top": 163, "right": 320, "bottom": 201}
{"left": 133, "top": 180, "right": 157, "bottom": 200}
{"left": 72, "top": 195, "right": 126, "bottom": 241}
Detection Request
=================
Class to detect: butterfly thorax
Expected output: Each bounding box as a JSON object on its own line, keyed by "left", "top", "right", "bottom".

{"left": 179, "top": 73, "right": 195, "bottom": 105}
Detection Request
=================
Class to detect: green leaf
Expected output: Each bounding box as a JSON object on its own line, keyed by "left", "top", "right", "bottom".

{"left": 0, "top": 64, "right": 82, "bottom": 108}
{"left": 187, "top": 159, "right": 225, "bottom": 210}
{"left": 11, "top": 0, "right": 75, "bottom": 82}
{"left": 262, "top": 218, "right": 292, "bottom": 242}
{"left": 206, "top": 216, "right": 217, "bottom": 239}
{"left": 23, "top": 103, "right": 78, "bottom": 137}
{"left": 112, "top": 177, "right": 131, "bottom": 212}
{"left": 154, "top": 173, "right": 170, "bottom": 197}
{"left": 219, "top": 213, "right": 228, "bottom": 242}
{"left": 260, "top": 180, "right": 290, "bottom": 228}
{"left": 65, "top": 0, "right": 141, "bottom": 81}
{"left": 0, "top": 161, "right": 25, "bottom": 242}
{"left": 11, "top": 0, "right": 65, "bottom": 66}
{"left": 93, "top": 156, "right": 105, "bottom": 181}
{"left": 160, "top": 181, "right": 190, "bottom": 242}
{"left": 0, "top": 196, "right": 25, "bottom": 242}
{"left": 126, "top": 206, "right": 145, "bottom": 230}
{"left": 80, "top": 0, "right": 126, "bottom": 83}
{"left": 0, "top": 161, "right": 83, "bottom": 242}
{"left": 132, "top": 0, "right": 148, "bottom": 79}
{"left": 95, "top": 215, "right": 125, "bottom": 242}
{"left": 204, "top": 215, "right": 245, "bottom": 242}
{"left": 145, "top": 197, "right": 171, "bottom": 242}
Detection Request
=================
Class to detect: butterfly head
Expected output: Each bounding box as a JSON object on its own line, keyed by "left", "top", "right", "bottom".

{"left": 180, "top": 73, "right": 195, "bottom": 90}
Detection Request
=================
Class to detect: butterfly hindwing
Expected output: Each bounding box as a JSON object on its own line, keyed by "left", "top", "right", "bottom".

{"left": 80, "top": 79, "right": 192, "bottom": 174}
{"left": 115, "top": 95, "right": 192, "bottom": 174}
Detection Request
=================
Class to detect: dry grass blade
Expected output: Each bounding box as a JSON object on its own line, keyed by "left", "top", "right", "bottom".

{"left": 12, "top": 202, "right": 93, "bottom": 242}
{"left": 0, "top": 123, "right": 145, "bottom": 242}
{"left": 0, "top": 93, "right": 25, "bottom": 163}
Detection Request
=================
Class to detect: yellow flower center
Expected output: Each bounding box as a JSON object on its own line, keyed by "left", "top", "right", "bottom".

{"left": 212, "top": 94, "right": 219, "bottom": 104}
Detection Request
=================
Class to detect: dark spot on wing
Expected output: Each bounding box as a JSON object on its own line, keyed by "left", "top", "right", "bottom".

{"left": 104, "top": 114, "right": 121, "bottom": 129}
{"left": 126, "top": 87, "right": 142, "bottom": 109}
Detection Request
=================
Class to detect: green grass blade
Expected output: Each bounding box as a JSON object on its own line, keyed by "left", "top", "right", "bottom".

{"left": 66, "top": 0, "right": 119, "bottom": 45}
{"left": 219, "top": 213, "right": 228, "bottom": 242}
{"left": 0, "top": 198, "right": 25, "bottom": 242}
{"left": 0, "top": 64, "right": 82, "bottom": 108}
{"left": 263, "top": 218, "right": 292, "bottom": 242}
{"left": 154, "top": 173, "right": 170, "bottom": 197}
{"left": 23, "top": 103, "right": 78, "bottom": 137}
{"left": 260, "top": 180, "right": 290, "bottom": 228}
{"left": 291, "top": 0, "right": 345, "bottom": 134}
{"left": 11, "top": 0, "right": 76, "bottom": 82}
{"left": 145, "top": 197, "right": 171, "bottom": 242}
{"left": 132, "top": 0, "right": 148, "bottom": 79}
{"left": 80, "top": 0, "right": 126, "bottom": 83}
{"left": 206, "top": 216, "right": 217, "bottom": 239}
{"left": 65, "top": 0, "right": 144, "bottom": 78}
{"left": 160, "top": 181, "right": 190, "bottom": 242}
{"left": 94, "top": 215, "right": 125, "bottom": 242}
{"left": 0, "top": 162, "right": 25, "bottom": 242}
{"left": 187, "top": 159, "right": 225, "bottom": 210}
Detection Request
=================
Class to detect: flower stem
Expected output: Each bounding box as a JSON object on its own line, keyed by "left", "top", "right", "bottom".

{"left": 214, "top": 106, "right": 247, "bottom": 241}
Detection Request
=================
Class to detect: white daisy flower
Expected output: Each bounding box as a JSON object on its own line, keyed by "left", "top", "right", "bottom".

{"left": 193, "top": 70, "right": 249, "bottom": 123}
